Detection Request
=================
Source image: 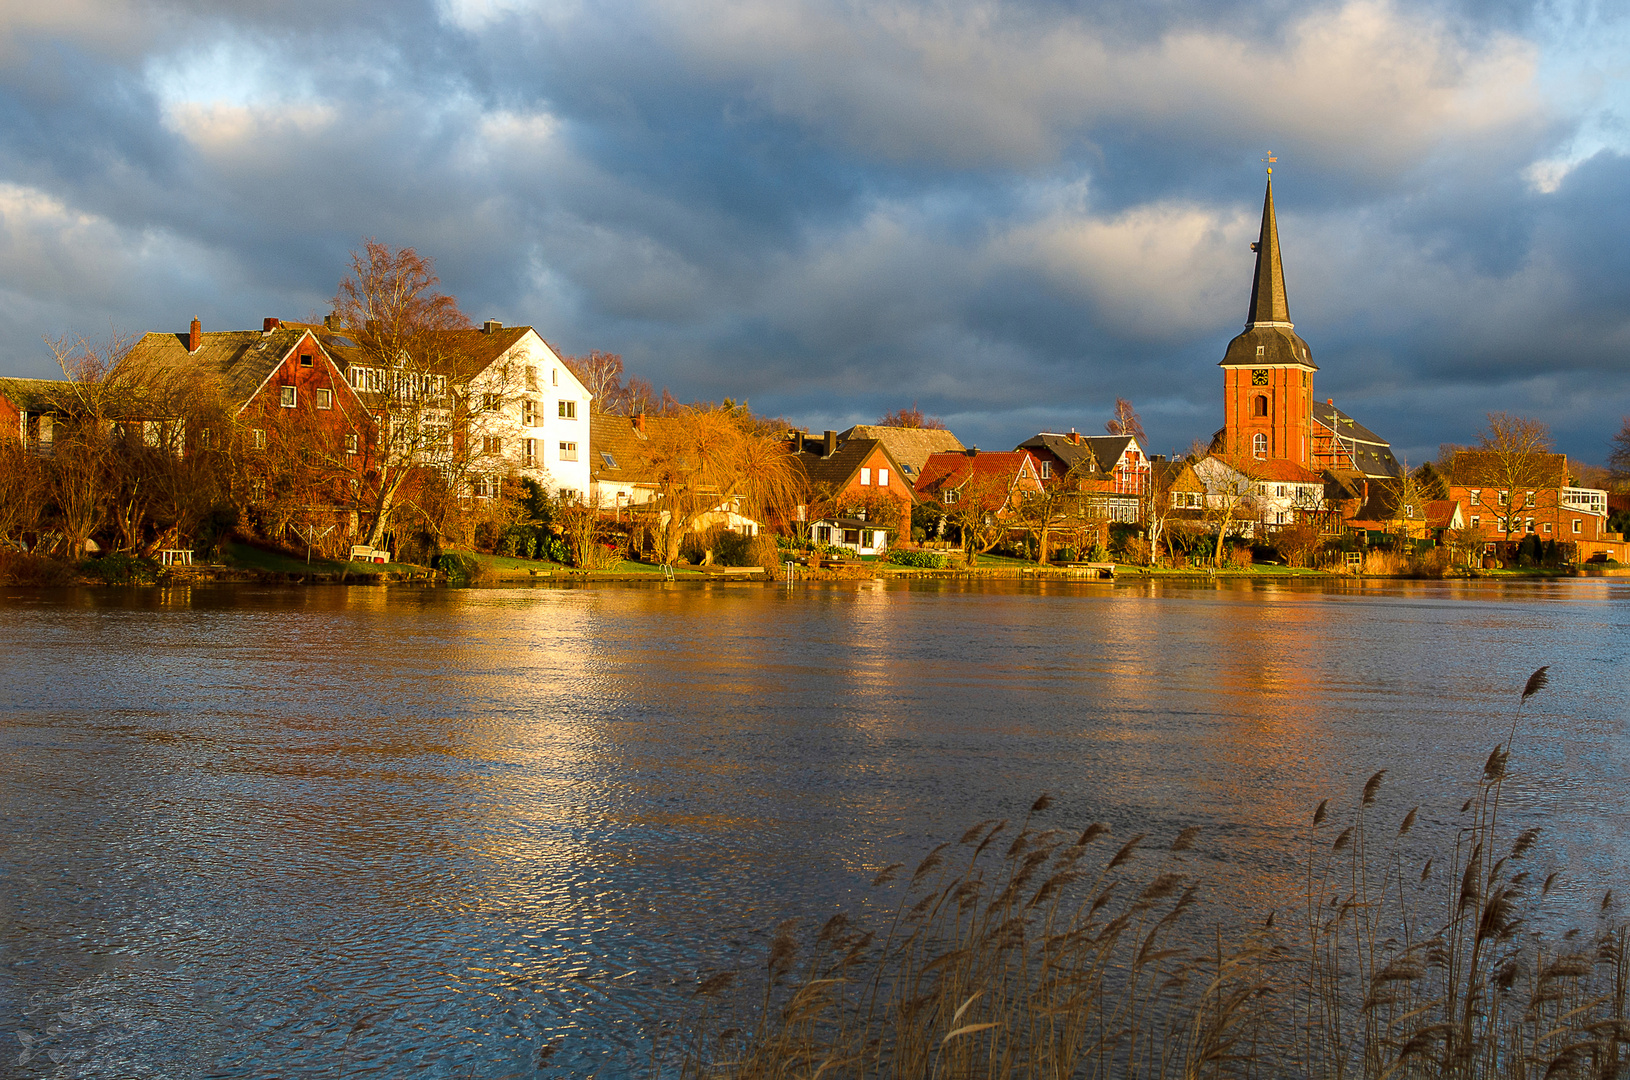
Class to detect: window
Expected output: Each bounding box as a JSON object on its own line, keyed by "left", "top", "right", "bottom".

{"left": 345, "top": 433, "right": 358, "bottom": 455}
{"left": 878, "top": 468, "right": 888, "bottom": 487}
{"left": 1275, "top": 484, "right": 1286, "bottom": 497}
{"left": 280, "top": 386, "right": 296, "bottom": 408}
{"left": 1524, "top": 491, "right": 1535, "bottom": 508}
{"left": 483, "top": 436, "right": 503, "bottom": 455}
{"left": 523, "top": 438, "right": 537, "bottom": 466}
{"left": 252, "top": 428, "right": 266, "bottom": 449}
{"left": 1574, "top": 519, "right": 1583, "bottom": 534}
{"left": 1498, "top": 518, "right": 1508, "bottom": 533}
{"left": 1470, "top": 488, "right": 1481, "bottom": 504}
{"left": 1498, "top": 491, "right": 1509, "bottom": 505}
{"left": 558, "top": 400, "right": 576, "bottom": 419}
{"left": 1543, "top": 522, "right": 1553, "bottom": 534}
{"left": 860, "top": 467, "right": 871, "bottom": 486}
{"left": 843, "top": 529, "right": 860, "bottom": 545}
{"left": 1254, "top": 395, "right": 1269, "bottom": 417}
{"left": 483, "top": 393, "right": 500, "bottom": 411}
{"left": 814, "top": 526, "right": 830, "bottom": 544}
{"left": 299, "top": 353, "right": 313, "bottom": 367}
{"left": 1039, "top": 461, "right": 1051, "bottom": 479}
{"left": 1255, "top": 346, "right": 1266, "bottom": 360}
{"left": 558, "top": 487, "right": 578, "bottom": 502}
{"left": 863, "top": 530, "right": 877, "bottom": 549}
{"left": 198, "top": 428, "right": 211, "bottom": 448}
{"left": 601, "top": 451, "right": 618, "bottom": 468}
{"left": 1526, "top": 518, "right": 1534, "bottom": 533}
{"left": 1252, "top": 432, "right": 1267, "bottom": 459}
{"left": 522, "top": 400, "right": 538, "bottom": 426}
{"left": 1470, "top": 515, "right": 1480, "bottom": 529}
{"left": 552, "top": 368, "right": 558, "bottom": 387}
{"left": 252, "top": 479, "right": 265, "bottom": 501}
{"left": 526, "top": 366, "right": 539, "bottom": 391}
{"left": 942, "top": 489, "right": 960, "bottom": 504}
{"left": 559, "top": 441, "right": 578, "bottom": 461}
{"left": 315, "top": 388, "right": 333, "bottom": 409}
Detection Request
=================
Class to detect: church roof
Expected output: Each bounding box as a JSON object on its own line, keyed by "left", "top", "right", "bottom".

{"left": 1219, "top": 178, "right": 1315, "bottom": 370}
{"left": 1313, "top": 401, "right": 1403, "bottom": 478}
{"left": 1248, "top": 178, "right": 1290, "bottom": 327}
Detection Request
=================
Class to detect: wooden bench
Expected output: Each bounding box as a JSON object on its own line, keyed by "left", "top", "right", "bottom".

{"left": 349, "top": 545, "right": 392, "bottom": 564}
{"left": 701, "top": 565, "right": 766, "bottom": 577}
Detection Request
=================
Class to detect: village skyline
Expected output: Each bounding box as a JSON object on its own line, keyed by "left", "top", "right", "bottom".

{"left": 2, "top": 1, "right": 1629, "bottom": 465}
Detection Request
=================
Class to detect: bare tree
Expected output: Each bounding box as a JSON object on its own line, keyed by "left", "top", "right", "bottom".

{"left": 1452, "top": 414, "right": 1558, "bottom": 536}
{"left": 631, "top": 406, "right": 803, "bottom": 566}
{"left": 1192, "top": 447, "right": 1266, "bottom": 571}
{"left": 1105, "top": 397, "right": 1145, "bottom": 441}
{"left": 877, "top": 404, "right": 948, "bottom": 430}
{"left": 936, "top": 470, "right": 1026, "bottom": 567}
{"left": 561, "top": 350, "right": 625, "bottom": 411}
{"left": 331, "top": 241, "right": 474, "bottom": 547}
{"left": 0, "top": 439, "right": 47, "bottom": 547}
{"left": 1012, "top": 462, "right": 1097, "bottom": 565}
{"left": 1610, "top": 418, "right": 1630, "bottom": 480}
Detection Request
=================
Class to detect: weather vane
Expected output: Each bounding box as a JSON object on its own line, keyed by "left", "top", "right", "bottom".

{"left": 1262, "top": 152, "right": 1277, "bottom": 176}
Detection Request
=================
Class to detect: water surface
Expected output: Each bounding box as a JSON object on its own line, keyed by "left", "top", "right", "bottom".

{"left": 3, "top": 578, "right": 1628, "bottom": 1076}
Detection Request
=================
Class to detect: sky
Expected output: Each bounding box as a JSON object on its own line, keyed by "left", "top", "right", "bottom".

{"left": 2, "top": 0, "right": 1629, "bottom": 465}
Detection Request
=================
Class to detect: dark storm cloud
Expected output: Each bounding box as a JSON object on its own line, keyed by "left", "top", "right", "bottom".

{"left": 0, "top": 0, "right": 1626, "bottom": 460}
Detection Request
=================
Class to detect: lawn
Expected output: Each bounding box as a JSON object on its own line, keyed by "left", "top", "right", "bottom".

{"left": 220, "top": 541, "right": 417, "bottom": 575}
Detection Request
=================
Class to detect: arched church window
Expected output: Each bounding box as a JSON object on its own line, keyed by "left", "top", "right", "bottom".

{"left": 1252, "top": 433, "right": 1267, "bottom": 459}
{"left": 1254, "top": 395, "right": 1269, "bottom": 417}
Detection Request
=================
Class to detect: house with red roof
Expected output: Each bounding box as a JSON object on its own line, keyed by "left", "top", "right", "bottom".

{"left": 914, "top": 449, "right": 1044, "bottom": 512}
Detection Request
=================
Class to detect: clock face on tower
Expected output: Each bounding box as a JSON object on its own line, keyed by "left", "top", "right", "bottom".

{"left": 1251, "top": 369, "right": 1269, "bottom": 386}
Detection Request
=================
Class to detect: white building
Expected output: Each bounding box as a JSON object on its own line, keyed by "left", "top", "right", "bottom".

{"left": 460, "top": 323, "right": 593, "bottom": 502}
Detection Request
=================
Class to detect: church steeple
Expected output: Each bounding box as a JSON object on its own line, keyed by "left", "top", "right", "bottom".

{"left": 1246, "top": 178, "right": 1291, "bottom": 328}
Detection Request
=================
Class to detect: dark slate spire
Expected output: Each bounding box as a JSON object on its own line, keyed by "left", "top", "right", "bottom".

{"left": 1246, "top": 178, "right": 1291, "bottom": 327}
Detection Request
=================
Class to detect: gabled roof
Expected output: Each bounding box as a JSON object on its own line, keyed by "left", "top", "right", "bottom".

{"left": 285, "top": 323, "right": 538, "bottom": 382}
{"left": 123, "top": 327, "right": 320, "bottom": 406}
{"left": 1153, "top": 460, "right": 1204, "bottom": 491}
{"left": 1426, "top": 500, "right": 1463, "bottom": 530}
{"left": 590, "top": 411, "right": 649, "bottom": 483}
{"left": 915, "top": 449, "right": 1040, "bottom": 499}
{"left": 836, "top": 424, "right": 964, "bottom": 476}
{"left": 1448, "top": 451, "right": 1569, "bottom": 489}
{"left": 1252, "top": 458, "right": 1324, "bottom": 484}
{"left": 793, "top": 438, "right": 912, "bottom": 497}
{"left": 1017, "top": 432, "right": 1139, "bottom": 473}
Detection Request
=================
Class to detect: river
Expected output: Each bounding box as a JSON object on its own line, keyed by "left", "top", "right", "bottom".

{"left": 2, "top": 578, "right": 1628, "bottom": 1076}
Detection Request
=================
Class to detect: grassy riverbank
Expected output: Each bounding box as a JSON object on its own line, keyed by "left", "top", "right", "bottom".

{"left": 679, "top": 669, "right": 1628, "bottom": 1079}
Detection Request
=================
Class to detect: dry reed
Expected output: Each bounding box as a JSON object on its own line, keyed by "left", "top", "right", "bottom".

{"left": 680, "top": 667, "right": 1629, "bottom": 1079}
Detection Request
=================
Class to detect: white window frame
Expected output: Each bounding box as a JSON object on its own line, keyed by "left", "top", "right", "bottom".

{"left": 315, "top": 388, "right": 332, "bottom": 410}
{"left": 522, "top": 400, "right": 538, "bottom": 427}
{"left": 559, "top": 441, "right": 578, "bottom": 461}
{"left": 878, "top": 468, "right": 889, "bottom": 487}
{"left": 280, "top": 386, "right": 296, "bottom": 408}
{"left": 558, "top": 400, "right": 576, "bottom": 420}
{"left": 860, "top": 467, "right": 871, "bottom": 486}
{"left": 252, "top": 428, "right": 266, "bottom": 449}
{"left": 523, "top": 438, "right": 537, "bottom": 467}
{"left": 345, "top": 433, "right": 358, "bottom": 455}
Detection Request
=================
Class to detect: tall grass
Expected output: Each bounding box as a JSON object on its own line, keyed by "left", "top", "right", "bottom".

{"left": 684, "top": 667, "right": 1628, "bottom": 1079}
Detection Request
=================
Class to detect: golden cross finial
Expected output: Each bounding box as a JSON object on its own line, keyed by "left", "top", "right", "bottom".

{"left": 1262, "top": 152, "right": 1277, "bottom": 175}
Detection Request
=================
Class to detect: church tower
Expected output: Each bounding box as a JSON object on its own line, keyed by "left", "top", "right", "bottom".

{"left": 1220, "top": 175, "right": 1316, "bottom": 467}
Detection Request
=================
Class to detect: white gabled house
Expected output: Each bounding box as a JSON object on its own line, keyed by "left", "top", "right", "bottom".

{"left": 301, "top": 319, "right": 593, "bottom": 502}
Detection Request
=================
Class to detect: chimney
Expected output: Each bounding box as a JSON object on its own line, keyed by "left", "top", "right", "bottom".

{"left": 633, "top": 412, "right": 646, "bottom": 434}
{"left": 263, "top": 317, "right": 280, "bottom": 332}
{"left": 324, "top": 311, "right": 338, "bottom": 330}
{"left": 483, "top": 319, "right": 503, "bottom": 335}
{"left": 188, "top": 317, "right": 201, "bottom": 352}
{"left": 1327, "top": 398, "right": 1333, "bottom": 406}
{"left": 824, "top": 430, "right": 837, "bottom": 457}
{"left": 1068, "top": 429, "right": 1081, "bottom": 444}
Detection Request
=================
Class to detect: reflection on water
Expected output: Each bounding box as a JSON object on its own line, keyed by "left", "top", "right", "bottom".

{"left": 3, "top": 578, "right": 1629, "bottom": 1076}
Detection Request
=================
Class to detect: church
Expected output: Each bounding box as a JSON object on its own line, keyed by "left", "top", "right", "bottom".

{"left": 1215, "top": 175, "right": 1401, "bottom": 486}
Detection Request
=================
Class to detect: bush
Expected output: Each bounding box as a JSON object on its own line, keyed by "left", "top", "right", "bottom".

{"left": 711, "top": 529, "right": 754, "bottom": 566}
{"left": 435, "top": 552, "right": 482, "bottom": 583}
{"left": 81, "top": 553, "right": 158, "bottom": 584}
{"left": 747, "top": 533, "right": 781, "bottom": 573}
{"left": 0, "top": 550, "right": 76, "bottom": 586}
{"left": 887, "top": 549, "right": 951, "bottom": 569}
{"left": 1224, "top": 542, "right": 1252, "bottom": 568}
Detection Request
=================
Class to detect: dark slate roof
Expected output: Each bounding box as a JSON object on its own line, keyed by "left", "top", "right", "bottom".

{"left": 1312, "top": 402, "right": 1403, "bottom": 479}
{"left": 1017, "top": 433, "right": 1136, "bottom": 473}
{"left": 1219, "top": 179, "right": 1317, "bottom": 372}
{"left": 792, "top": 438, "right": 910, "bottom": 495}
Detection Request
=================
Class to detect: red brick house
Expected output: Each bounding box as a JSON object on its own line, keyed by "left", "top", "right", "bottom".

{"left": 789, "top": 429, "right": 915, "bottom": 553}
{"left": 1445, "top": 450, "right": 1627, "bottom": 562}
